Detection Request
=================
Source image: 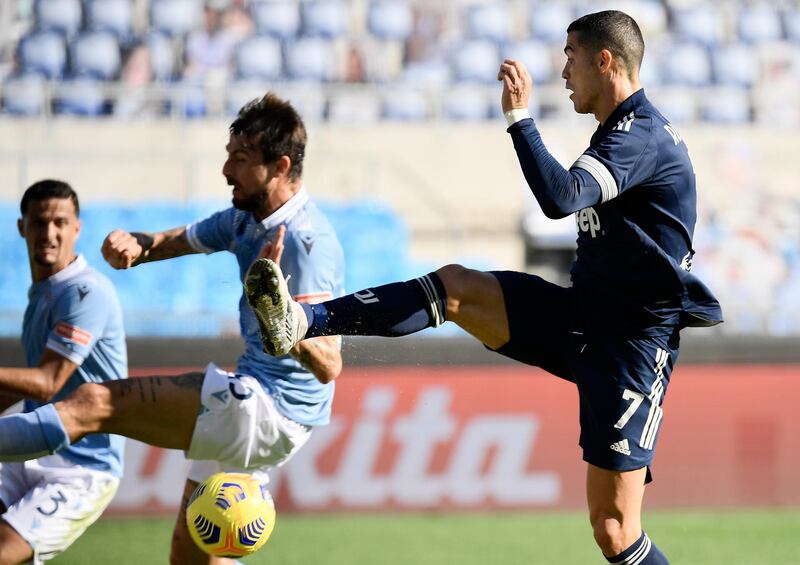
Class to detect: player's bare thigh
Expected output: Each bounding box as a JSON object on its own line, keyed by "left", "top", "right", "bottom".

{"left": 55, "top": 373, "right": 204, "bottom": 451}
{"left": 436, "top": 264, "right": 509, "bottom": 349}
{"left": 0, "top": 519, "right": 33, "bottom": 565}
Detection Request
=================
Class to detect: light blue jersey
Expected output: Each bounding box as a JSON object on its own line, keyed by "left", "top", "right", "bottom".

{"left": 186, "top": 187, "right": 345, "bottom": 426}
{"left": 22, "top": 255, "right": 127, "bottom": 477}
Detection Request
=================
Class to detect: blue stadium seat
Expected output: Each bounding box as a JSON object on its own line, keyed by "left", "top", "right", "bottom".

{"left": 465, "top": 2, "right": 511, "bottom": 43}
{"left": 150, "top": 0, "right": 202, "bottom": 37}
{"left": 70, "top": 31, "right": 122, "bottom": 80}
{"left": 251, "top": 0, "right": 300, "bottom": 40}
{"left": 18, "top": 30, "right": 67, "bottom": 79}
{"left": 146, "top": 32, "right": 178, "bottom": 82}
{"left": 661, "top": 43, "right": 711, "bottom": 86}
{"left": 647, "top": 88, "right": 696, "bottom": 123}
{"left": 301, "top": 0, "right": 349, "bottom": 39}
{"left": 671, "top": 5, "right": 724, "bottom": 47}
{"left": 285, "top": 38, "right": 335, "bottom": 81}
{"left": 400, "top": 60, "right": 452, "bottom": 88}
{"left": 2, "top": 73, "right": 46, "bottom": 116}
{"left": 785, "top": 9, "right": 800, "bottom": 42}
{"left": 503, "top": 40, "right": 554, "bottom": 85}
{"left": 450, "top": 40, "right": 500, "bottom": 83}
{"left": 179, "top": 83, "right": 207, "bottom": 118}
{"left": 225, "top": 79, "right": 269, "bottom": 116}
{"left": 85, "top": 0, "right": 134, "bottom": 44}
{"left": 234, "top": 36, "right": 282, "bottom": 80}
{"left": 54, "top": 76, "right": 106, "bottom": 116}
{"left": 528, "top": 3, "right": 573, "bottom": 44}
{"left": 701, "top": 88, "right": 751, "bottom": 123}
{"left": 444, "top": 86, "right": 490, "bottom": 120}
{"left": 327, "top": 92, "right": 381, "bottom": 123}
{"left": 712, "top": 43, "right": 758, "bottom": 87}
{"left": 738, "top": 5, "right": 782, "bottom": 43}
{"left": 35, "top": 0, "right": 82, "bottom": 39}
{"left": 382, "top": 89, "right": 428, "bottom": 120}
{"left": 367, "top": 0, "right": 412, "bottom": 41}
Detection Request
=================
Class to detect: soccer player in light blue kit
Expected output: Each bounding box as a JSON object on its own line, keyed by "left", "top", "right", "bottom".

{"left": 100, "top": 93, "right": 344, "bottom": 564}
{"left": 0, "top": 180, "right": 126, "bottom": 564}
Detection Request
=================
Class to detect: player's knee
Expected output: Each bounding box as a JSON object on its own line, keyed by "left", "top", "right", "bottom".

{"left": 590, "top": 512, "right": 630, "bottom": 556}
{"left": 435, "top": 263, "right": 477, "bottom": 304}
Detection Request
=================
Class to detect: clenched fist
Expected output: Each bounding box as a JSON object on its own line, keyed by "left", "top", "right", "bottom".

{"left": 102, "top": 229, "right": 144, "bottom": 269}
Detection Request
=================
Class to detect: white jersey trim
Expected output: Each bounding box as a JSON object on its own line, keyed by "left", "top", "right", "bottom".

{"left": 184, "top": 222, "right": 215, "bottom": 254}
{"left": 571, "top": 154, "right": 619, "bottom": 203}
{"left": 47, "top": 255, "right": 88, "bottom": 285}
{"left": 259, "top": 186, "right": 310, "bottom": 231}
{"left": 46, "top": 338, "right": 85, "bottom": 365}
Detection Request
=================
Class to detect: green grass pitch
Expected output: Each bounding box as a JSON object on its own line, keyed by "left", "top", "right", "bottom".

{"left": 52, "top": 509, "right": 800, "bottom": 564}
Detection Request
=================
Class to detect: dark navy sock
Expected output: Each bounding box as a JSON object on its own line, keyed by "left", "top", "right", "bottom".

{"left": 604, "top": 532, "right": 669, "bottom": 564}
{"left": 304, "top": 273, "right": 447, "bottom": 338}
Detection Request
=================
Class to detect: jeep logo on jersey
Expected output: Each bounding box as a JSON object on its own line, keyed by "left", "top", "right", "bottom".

{"left": 576, "top": 207, "right": 601, "bottom": 238}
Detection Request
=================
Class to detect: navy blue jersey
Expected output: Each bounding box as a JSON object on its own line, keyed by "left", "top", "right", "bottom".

{"left": 508, "top": 89, "right": 722, "bottom": 336}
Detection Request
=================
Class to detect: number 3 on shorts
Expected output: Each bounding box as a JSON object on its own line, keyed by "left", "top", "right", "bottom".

{"left": 614, "top": 389, "right": 644, "bottom": 429}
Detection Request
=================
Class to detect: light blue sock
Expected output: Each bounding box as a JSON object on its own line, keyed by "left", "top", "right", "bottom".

{"left": 0, "top": 404, "right": 70, "bottom": 461}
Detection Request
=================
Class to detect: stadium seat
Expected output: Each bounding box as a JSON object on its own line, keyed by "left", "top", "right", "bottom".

{"left": 54, "top": 76, "right": 106, "bottom": 116}
{"left": 70, "top": 31, "right": 122, "bottom": 80}
{"left": 18, "top": 30, "right": 67, "bottom": 79}
{"left": 451, "top": 40, "right": 500, "bottom": 83}
{"left": 671, "top": 5, "right": 724, "bottom": 47}
{"left": 35, "top": 0, "right": 82, "bottom": 39}
{"left": 367, "top": 0, "right": 413, "bottom": 41}
{"left": 784, "top": 9, "right": 800, "bottom": 42}
{"left": 661, "top": 43, "right": 712, "bottom": 86}
{"left": 301, "top": 0, "right": 349, "bottom": 39}
{"left": 738, "top": 5, "right": 782, "bottom": 43}
{"left": 528, "top": 3, "right": 573, "bottom": 44}
{"left": 444, "top": 86, "right": 490, "bottom": 120}
{"left": 647, "top": 87, "right": 696, "bottom": 123}
{"left": 465, "top": 2, "right": 511, "bottom": 43}
{"left": 147, "top": 32, "right": 178, "bottom": 82}
{"left": 382, "top": 89, "right": 428, "bottom": 120}
{"left": 2, "top": 73, "right": 47, "bottom": 116}
{"left": 150, "top": 0, "right": 202, "bottom": 37}
{"left": 234, "top": 36, "right": 282, "bottom": 80}
{"left": 400, "top": 60, "right": 452, "bottom": 88}
{"left": 326, "top": 92, "right": 381, "bottom": 123}
{"left": 700, "top": 87, "right": 751, "bottom": 123}
{"left": 85, "top": 0, "right": 134, "bottom": 44}
{"left": 712, "top": 43, "right": 758, "bottom": 87}
{"left": 502, "top": 40, "right": 554, "bottom": 85}
{"left": 251, "top": 0, "right": 300, "bottom": 40}
{"left": 225, "top": 79, "right": 269, "bottom": 115}
{"left": 285, "top": 38, "right": 335, "bottom": 81}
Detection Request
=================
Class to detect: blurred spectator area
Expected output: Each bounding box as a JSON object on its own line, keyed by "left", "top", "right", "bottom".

{"left": 0, "top": 0, "right": 797, "bottom": 123}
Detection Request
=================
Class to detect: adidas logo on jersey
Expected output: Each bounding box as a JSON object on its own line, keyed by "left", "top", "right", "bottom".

{"left": 610, "top": 439, "right": 631, "bottom": 456}
{"left": 613, "top": 112, "right": 635, "bottom": 132}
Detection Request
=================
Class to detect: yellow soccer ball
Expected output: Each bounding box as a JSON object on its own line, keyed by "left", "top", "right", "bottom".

{"left": 186, "top": 472, "right": 276, "bottom": 558}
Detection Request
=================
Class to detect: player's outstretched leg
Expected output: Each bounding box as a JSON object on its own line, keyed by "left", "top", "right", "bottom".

{"left": 245, "top": 258, "right": 453, "bottom": 356}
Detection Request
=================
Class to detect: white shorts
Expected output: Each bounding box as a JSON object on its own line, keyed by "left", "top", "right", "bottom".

{"left": 0, "top": 456, "right": 119, "bottom": 564}
{"left": 187, "top": 363, "right": 312, "bottom": 479}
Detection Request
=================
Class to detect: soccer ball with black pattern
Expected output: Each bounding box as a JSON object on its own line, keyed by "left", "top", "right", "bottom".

{"left": 186, "top": 472, "right": 276, "bottom": 557}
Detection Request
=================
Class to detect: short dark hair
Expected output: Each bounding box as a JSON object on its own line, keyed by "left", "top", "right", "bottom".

{"left": 229, "top": 93, "right": 307, "bottom": 180}
{"left": 567, "top": 10, "right": 644, "bottom": 77}
{"left": 20, "top": 179, "right": 80, "bottom": 217}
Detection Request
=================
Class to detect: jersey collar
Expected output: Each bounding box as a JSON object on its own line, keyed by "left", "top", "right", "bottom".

{"left": 257, "top": 185, "right": 309, "bottom": 231}
{"left": 602, "top": 88, "right": 647, "bottom": 130}
{"left": 48, "top": 254, "right": 88, "bottom": 284}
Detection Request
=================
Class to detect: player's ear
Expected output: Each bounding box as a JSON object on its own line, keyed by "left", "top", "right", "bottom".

{"left": 17, "top": 217, "right": 24, "bottom": 238}
{"left": 598, "top": 49, "right": 612, "bottom": 72}
{"left": 275, "top": 155, "right": 292, "bottom": 176}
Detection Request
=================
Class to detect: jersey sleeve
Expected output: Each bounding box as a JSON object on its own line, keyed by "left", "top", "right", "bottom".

{"left": 46, "top": 281, "right": 109, "bottom": 365}
{"left": 281, "top": 229, "right": 343, "bottom": 304}
{"left": 569, "top": 115, "right": 656, "bottom": 204}
{"left": 185, "top": 207, "right": 238, "bottom": 254}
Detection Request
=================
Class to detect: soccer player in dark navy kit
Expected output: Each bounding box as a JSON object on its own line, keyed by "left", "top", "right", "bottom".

{"left": 244, "top": 10, "right": 722, "bottom": 564}
{"left": 243, "top": 10, "right": 722, "bottom": 564}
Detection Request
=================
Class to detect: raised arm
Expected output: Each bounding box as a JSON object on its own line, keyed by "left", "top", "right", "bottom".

{"left": 498, "top": 59, "right": 601, "bottom": 218}
{"left": 102, "top": 226, "right": 199, "bottom": 269}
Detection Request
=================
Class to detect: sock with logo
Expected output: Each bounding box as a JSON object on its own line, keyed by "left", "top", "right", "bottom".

{"left": 0, "top": 404, "right": 71, "bottom": 461}
{"left": 604, "top": 532, "right": 669, "bottom": 564}
{"left": 305, "top": 273, "right": 447, "bottom": 338}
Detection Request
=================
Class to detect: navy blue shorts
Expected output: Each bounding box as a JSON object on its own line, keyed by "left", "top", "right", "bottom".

{"left": 490, "top": 271, "right": 680, "bottom": 473}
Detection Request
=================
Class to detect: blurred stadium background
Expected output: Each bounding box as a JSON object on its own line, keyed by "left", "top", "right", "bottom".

{"left": 1, "top": 0, "right": 799, "bottom": 563}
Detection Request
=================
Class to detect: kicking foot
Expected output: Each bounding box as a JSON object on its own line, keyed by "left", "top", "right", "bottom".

{"left": 244, "top": 259, "right": 307, "bottom": 356}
